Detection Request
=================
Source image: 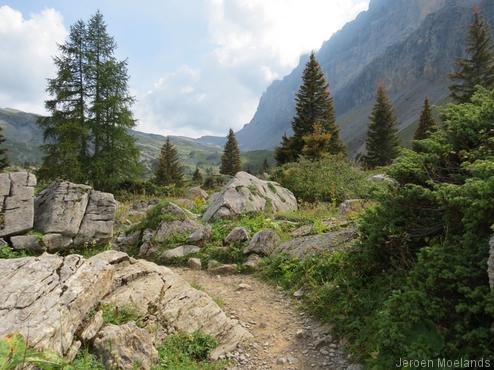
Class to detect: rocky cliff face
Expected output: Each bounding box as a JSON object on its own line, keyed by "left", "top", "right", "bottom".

{"left": 234, "top": 0, "right": 484, "bottom": 155}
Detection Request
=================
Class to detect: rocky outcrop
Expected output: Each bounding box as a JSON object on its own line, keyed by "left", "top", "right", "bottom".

{"left": 244, "top": 229, "right": 280, "bottom": 256}
{"left": 0, "top": 251, "right": 250, "bottom": 365}
{"left": 202, "top": 172, "right": 297, "bottom": 222}
{"left": 0, "top": 172, "right": 36, "bottom": 237}
{"left": 33, "top": 181, "right": 117, "bottom": 250}
{"left": 275, "top": 227, "right": 358, "bottom": 259}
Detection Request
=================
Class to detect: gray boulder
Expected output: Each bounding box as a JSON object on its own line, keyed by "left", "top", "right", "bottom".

{"left": 160, "top": 245, "right": 201, "bottom": 263}
{"left": 188, "top": 257, "right": 202, "bottom": 270}
{"left": 10, "top": 235, "right": 42, "bottom": 251}
{"left": 275, "top": 227, "right": 358, "bottom": 259}
{"left": 244, "top": 229, "right": 280, "bottom": 256}
{"left": 225, "top": 227, "right": 249, "bottom": 245}
{"left": 155, "top": 219, "right": 203, "bottom": 243}
{"left": 244, "top": 254, "right": 261, "bottom": 271}
{"left": 202, "top": 172, "right": 297, "bottom": 222}
{"left": 186, "top": 186, "right": 209, "bottom": 201}
{"left": 0, "top": 172, "right": 36, "bottom": 237}
{"left": 188, "top": 225, "right": 212, "bottom": 245}
{"left": 366, "top": 174, "right": 397, "bottom": 185}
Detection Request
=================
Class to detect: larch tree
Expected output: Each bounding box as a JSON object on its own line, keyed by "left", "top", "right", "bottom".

{"left": 155, "top": 137, "right": 183, "bottom": 186}
{"left": 449, "top": 6, "right": 494, "bottom": 103}
{"left": 362, "top": 85, "right": 400, "bottom": 168}
{"left": 220, "top": 129, "right": 241, "bottom": 176}
{"left": 302, "top": 122, "right": 332, "bottom": 160}
{"left": 413, "top": 97, "right": 438, "bottom": 147}
{"left": 0, "top": 125, "right": 9, "bottom": 171}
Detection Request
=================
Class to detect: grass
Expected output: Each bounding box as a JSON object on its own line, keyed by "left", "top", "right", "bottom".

{"left": 101, "top": 304, "right": 142, "bottom": 326}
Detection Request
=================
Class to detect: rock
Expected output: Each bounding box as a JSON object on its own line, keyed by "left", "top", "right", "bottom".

{"left": 0, "top": 251, "right": 250, "bottom": 362}
{"left": 188, "top": 257, "right": 202, "bottom": 270}
{"left": 293, "top": 288, "right": 304, "bottom": 298}
{"left": 186, "top": 186, "right": 209, "bottom": 201}
{"left": 290, "top": 224, "right": 313, "bottom": 237}
{"left": 80, "top": 311, "right": 104, "bottom": 342}
{"left": 0, "top": 172, "right": 36, "bottom": 237}
{"left": 225, "top": 227, "right": 249, "bottom": 245}
{"left": 202, "top": 172, "right": 297, "bottom": 222}
{"left": 366, "top": 174, "right": 397, "bottom": 185}
{"left": 275, "top": 227, "right": 358, "bottom": 259}
{"left": 42, "top": 233, "right": 73, "bottom": 251}
{"left": 160, "top": 245, "right": 201, "bottom": 263}
{"left": 138, "top": 242, "right": 159, "bottom": 258}
{"left": 113, "top": 230, "right": 141, "bottom": 252}
{"left": 338, "top": 199, "right": 366, "bottom": 217}
{"left": 277, "top": 357, "right": 287, "bottom": 365}
{"left": 155, "top": 219, "right": 203, "bottom": 243}
{"left": 244, "top": 229, "right": 280, "bottom": 256}
{"left": 236, "top": 283, "right": 252, "bottom": 291}
{"left": 244, "top": 254, "right": 261, "bottom": 271}
{"left": 188, "top": 225, "right": 212, "bottom": 245}
{"left": 207, "top": 259, "right": 222, "bottom": 269}
{"left": 10, "top": 235, "right": 42, "bottom": 251}
{"left": 488, "top": 236, "right": 494, "bottom": 290}
{"left": 94, "top": 322, "right": 158, "bottom": 370}
{"left": 132, "top": 198, "right": 160, "bottom": 212}
{"left": 208, "top": 263, "right": 238, "bottom": 275}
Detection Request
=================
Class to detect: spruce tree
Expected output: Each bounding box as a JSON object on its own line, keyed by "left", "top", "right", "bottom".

{"left": 0, "top": 125, "right": 9, "bottom": 171}
{"left": 155, "top": 138, "right": 183, "bottom": 186}
{"left": 192, "top": 166, "right": 203, "bottom": 184}
{"left": 275, "top": 133, "right": 295, "bottom": 165}
{"left": 362, "top": 85, "right": 400, "bottom": 168}
{"left": 278, "top": 52, "right": 345, "bottom": 159}
{"left": 413, "top": 97, "right": 437, "bottom": 146}
{"left": 449, "top": 7, "right": 494, "bottom": 103}
{"left": 261, "top": 158, "right": 270, "bottom": 173}
{"left": 220, "top": 129, "right": 241, "bottom": 176}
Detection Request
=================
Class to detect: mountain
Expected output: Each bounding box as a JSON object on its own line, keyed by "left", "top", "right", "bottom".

{"left": 0, "top": 108, "right": 273, "bottom": 175}
{"left": 229, "top": 0, "right": 488, "bottom": 156}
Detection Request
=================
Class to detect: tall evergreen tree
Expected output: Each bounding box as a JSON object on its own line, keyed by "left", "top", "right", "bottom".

{"left": 449, "top": 7, "right": 494, "bottom": 103}
{"left": 413, "top": 97, "right": 438, "bottom": 147}
{"left": 276, "top": 52, "right": 345, "bottom": 160}
{"left": 275, "top": 133, "right": 295, "bottom": 165}
{"left": 192, "top": 166, "right": 203, "bottom": 184}
{"left": 155, "top": 138, "right": 183, "bottom": 186}
{"left": 261, "top": 158, "right": 270, "bottom": 174}
{"left": 220, "top": 129, "right": 241, "bottom": 176}
{"left": 362, "top": 85, "right": 400, "bottom": 168}
{"left": 0, "top": 125, "right": 9, "bottom": 171}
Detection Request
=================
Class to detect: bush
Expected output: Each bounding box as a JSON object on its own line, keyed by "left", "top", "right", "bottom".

{"left": 114, "top": 179, "right": 183, "bottom": 201}
{"left": 271, "top": 157, "right": 374, "bottom": 204}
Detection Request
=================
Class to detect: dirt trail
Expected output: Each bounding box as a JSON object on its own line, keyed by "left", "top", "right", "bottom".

{"left": 172, "top": 268, "right": 361, "bottom": 370}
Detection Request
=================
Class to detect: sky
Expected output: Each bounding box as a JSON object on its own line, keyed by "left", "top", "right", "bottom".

{"left": 0, "top": 0, "right": 369, "bottom": 138}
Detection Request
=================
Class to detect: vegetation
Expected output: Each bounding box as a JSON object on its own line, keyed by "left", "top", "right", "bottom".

{"left": 154, "top": 137, "right": 184, "bottom": 187}
{"left": 362, "top": 84, "right": 400, "bottom": 168}
{"left": 275, "top": 52, "right": 345, "bottom": 165}
{"left": 192, "top": 167, "right": 203, "bottom": 184}
{"left": 220, "top": 129, "right": 241, "bottom": 176}
{"left": 449, "top": 6, "right": 494, "bottom": 103}
{"left": 412, "top": 96, "right": 437, "bottom": 147}
{"left": 101, "top": 304, "right": 142, "bottom": 326}
{"left": 38, "top": 11, "right": 141, "bottom": 191}
{"left": 0, "top": 125, "right": 8, "bottom": 171}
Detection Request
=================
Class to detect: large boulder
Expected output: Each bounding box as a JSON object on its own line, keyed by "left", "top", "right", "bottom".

{"left": 34, "top": 181, "right": 117, "bottom": 250}
{"left": 0, "top": 172, "right": 36, "bottom": 237}
{"left": 244, "top": 229, "right": 280, "bottom": 256}
{"left": 224, "top": 227, "right": 249, "bottom": 245}
{"left": 0, "top": 251, "right": 250, "bottom": 363}
{"left": 186, "top": 186, "right": 209, "bottom": 201}
{"left": 202, "top": 172, "right": 297, "bottom": 222}
{"left": 275, "top": 227, "right": 358, "bottom": 259}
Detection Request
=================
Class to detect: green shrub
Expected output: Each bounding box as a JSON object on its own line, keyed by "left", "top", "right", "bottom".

{"left": 272, "top": 157, "right": 374, "bottom": 204}
{"left": 101, "top": 304, "right": 142, "bottom": 326}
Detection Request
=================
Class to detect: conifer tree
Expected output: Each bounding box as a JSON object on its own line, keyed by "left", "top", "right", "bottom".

{"left": 192, "top": 166, "right": 203, "bottom": 184}
{"left": 261, "top": 158, "right": 270, "bottom": 173}
{"left": 302, "top": 122, "right": 332, "bottom": 160}
{"left": 362, "top": 85, "right": 400, "bottom": 168}
{"left": 413, "top": 97, "right": 437, "bottom": 147}
{"left": 155, "top": 137, "right": 183, "bottom": 186}
{"left": 276, "top": 52, "right": 345, "bottom": 160}
{"left": 275, "top": 133, "right": 295, "bottom": 165}
{"left": 449, "top": 7, "right": 494, "bottom": 103}
{"left": 220, "top": 129, "right": 241, "bottom": 176}
{"left": 0, "top": 125, "right": 9, "bottom": 171}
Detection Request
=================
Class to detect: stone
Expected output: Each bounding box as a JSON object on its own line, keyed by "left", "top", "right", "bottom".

{"left": 225, "top": 227, "right": 249, "bottom": 245}
{"left": 236, "top": 283, "right": 252, "bottom": 291}
{"left": 138, "top": 242, "right": 159, "bottom": 258}
{"left": 94, "top": 322, "right": 158, "bottom": 370}
{"left": 290, "top": 224, "right": 313, "bottom": 237}
{"left": 208, "top": 263, "right": 238, "bottom": 275}
{"left": 202, "top": 172, "right": 297, "bottom": 222}
{"left": 188, "top": 257, "right": 202, "bottom": 270}
{"left": 244, "top": 254, "right": 261, "bottom": 271}
{"left": 488, "top": 236, "right": 494, "bottom": 290}
{"left": 207, "top": 259, "right": 222, "bottom": 270}
{"left": 188, "top": 225, "right": 212, "bottom": 245}
{"left": 244, "top": 229, "right": 280, "bottom": 256}
{"left": 186, "top": 186, "right": 209, "bottom": 200}
{"left": 338, "top": 199, "right": 366, "bottom": 217}
{"left": 160, "top": 245, "right": 201, "bottom": 263}
{"left": 0, "top": 172, "right": 36, "bottom": 237}
{"left": 275, "top": 227, "right": 358, "bottom": 259}
{"left": 0, "top": 251, "right": 251, "bottom": 362}
{"left": 293, "top": 288, "right": 304, "bottom": 298}
{"left": 155, "top": 219, "right": 203, "bottom": 243}
{"left": 366, "top": 174, "right": 397, "bottom": 185}
{"left": 10, "top": 235, "right": 42, "bottom": 251}
{"left": 42, "top": 233, "right": 73, "bottom": 252}
{"left": 79, "top": 311, "right": 104, "bottom": 342}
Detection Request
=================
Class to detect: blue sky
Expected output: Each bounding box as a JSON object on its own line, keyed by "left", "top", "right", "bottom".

{"left": 0, "top": 0, "right": 369, "bottom": 137}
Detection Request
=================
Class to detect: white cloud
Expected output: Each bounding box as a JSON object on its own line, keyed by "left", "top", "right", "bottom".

{"left": 0, "top": 6, "right": 67, "bottom": 114}
{"left": 137, "top": 0, "right": 369, "bottom": 137}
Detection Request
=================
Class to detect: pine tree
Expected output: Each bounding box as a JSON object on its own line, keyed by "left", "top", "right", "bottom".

{"left": 261, "top": 158, "right": 270, "bottom": 173}
{"left": 277, "top": 52, "right": 345, "bottom": 160}
{"left": 449, "top": 6, "right": 494, "bottom": 103}
{"left": 220, "top": 129, "right": 241, "bottom": 176}
{"left": 413, "top": 97, "right": 437, "bottom": 147}
{"left": 0, "top": 125, "right": 9, "bottom": 171}
{"left": 362, "top": 85, "right": 400, "bottom": 168}
{"left": 155, "top": 138, "right": 183, "bottom": 186}
{"left": 274, "top": 133, "right": 295, "bottom": 165}
{"left": 192, "top": 166, "right": 203, "bottom": 184}
{"left": 302, "top": 122, "right": 332, "bottom": 160}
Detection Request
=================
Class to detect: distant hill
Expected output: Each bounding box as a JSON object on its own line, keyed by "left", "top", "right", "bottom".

{"left": 0, "top": 108, "right": 273, "bottom": 176}
{"left": 202, "top": 0, "right": 491, "bottom": 157}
